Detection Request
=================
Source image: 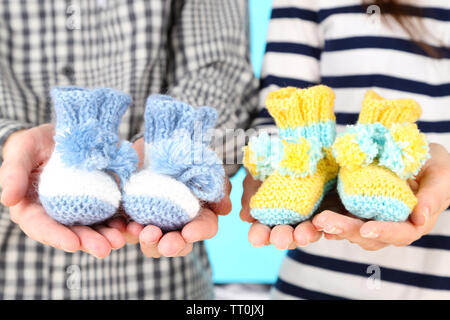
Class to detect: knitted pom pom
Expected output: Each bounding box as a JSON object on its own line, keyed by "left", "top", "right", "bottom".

{"left": 332, "top": 123, "right": 386, "bottom": 170}
{"left": 243, "top": 132, "right": 283, "bottom": 181}
{"left": 148, "top": 132, "right": 224, "bottom": 202}
{"left": 278, "top": 136, "right": 323, "bottom": 177}
{"left": 39, "top": 86, "right": 136, "bottom": 225}
{"left": 379, "top": 123, "right": 430, "bottom": 179}
{"left": 123, "top": 95, "right": 225, "bottom": 231}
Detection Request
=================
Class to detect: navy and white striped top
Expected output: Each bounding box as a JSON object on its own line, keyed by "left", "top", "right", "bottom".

{"left": 254, "top": 0, "right": 450, "bottom": 299}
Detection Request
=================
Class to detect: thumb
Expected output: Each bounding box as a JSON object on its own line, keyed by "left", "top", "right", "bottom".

{"left": 0, "top": 130, "right": 36, "bottom": 206}
{"left": 131, "top": 137, "right": 145, "bottom": 169}
{"left": 208, "top": 177, "right": 232, "bottom": 215}
{"left": 240, "top": 173, "right": 261, "bottom": 223}
{"left": 411, "top": 167, "right": 450, "bottom": 227}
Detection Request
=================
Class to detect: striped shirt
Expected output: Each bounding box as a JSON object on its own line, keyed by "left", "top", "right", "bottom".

{"left": 0, "top": 0, "right": 258, "bottom": 299}
{"left": 254, "top": 0, "right": 450, "bottom": 299}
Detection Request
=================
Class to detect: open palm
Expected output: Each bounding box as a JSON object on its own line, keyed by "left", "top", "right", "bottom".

{"left": 0, "top": 124, "right": 127, "bottom": 258}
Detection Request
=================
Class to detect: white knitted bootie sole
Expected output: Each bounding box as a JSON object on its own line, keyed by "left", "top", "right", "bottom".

{"left": 39, "top": 153, "right": 121, "bottom": 225}
{"left": 123, "top": 169, "right": 200, "bottom": 231}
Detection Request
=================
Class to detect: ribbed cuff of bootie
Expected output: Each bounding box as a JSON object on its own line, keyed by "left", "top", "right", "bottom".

{"left": 51, "top": 86, "right": 137, "bottom": 184}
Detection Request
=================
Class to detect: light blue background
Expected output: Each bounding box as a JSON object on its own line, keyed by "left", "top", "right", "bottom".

{"left": 204, "top": 0, "right": 285, "bottom": 284}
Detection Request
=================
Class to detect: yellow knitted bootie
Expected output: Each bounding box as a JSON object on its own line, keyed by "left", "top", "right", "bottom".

{"left": 243, "top": 85, "right": 339, "bottom": 226}
{"left": 332, "top": 90, "right": 429, "bottom": 221}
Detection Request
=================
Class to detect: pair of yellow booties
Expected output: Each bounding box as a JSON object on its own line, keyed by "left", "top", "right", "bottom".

{"left": 243, "top": 85, "right": 429, "bottom": 226}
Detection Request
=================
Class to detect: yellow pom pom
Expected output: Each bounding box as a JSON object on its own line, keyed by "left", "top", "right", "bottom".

{"left": 390, "top": 123, "right": 429, "bottom": 177}
{"left": 332, "top": 133, "right": 367, "bottom": 170}
{"left": 278, "top": 138, "right": 311, "bottom": 176}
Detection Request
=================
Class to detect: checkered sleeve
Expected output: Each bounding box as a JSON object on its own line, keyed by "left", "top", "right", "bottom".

{"left": 165, "top": 0, "right": 259, "bottom": 174}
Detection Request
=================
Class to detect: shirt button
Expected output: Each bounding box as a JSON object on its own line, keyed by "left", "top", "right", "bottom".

{"left": 61, "top": 65, "right": 75, "bottom": 78}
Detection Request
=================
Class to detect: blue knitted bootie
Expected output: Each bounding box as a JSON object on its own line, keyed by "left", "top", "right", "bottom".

{"left": 38, "top": 86, "right": 138, "bottom": 226}
{"left": 122, "top": 95, "right": 225, "bottom": 232}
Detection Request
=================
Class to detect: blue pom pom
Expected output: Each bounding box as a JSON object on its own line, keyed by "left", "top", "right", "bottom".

{"left": 149, "top": 131, "right": 224, "bottom": 202}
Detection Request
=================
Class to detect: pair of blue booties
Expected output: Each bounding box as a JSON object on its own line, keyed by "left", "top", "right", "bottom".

{"left": 38, "top": 86, "right": 225, "bottom": 232}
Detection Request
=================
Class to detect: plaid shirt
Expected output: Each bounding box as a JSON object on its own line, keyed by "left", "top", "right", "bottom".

{"left": 0, "top": 0, "right": 258, "bottom": 299}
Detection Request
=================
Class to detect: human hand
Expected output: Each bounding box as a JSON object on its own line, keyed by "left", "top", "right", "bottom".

{"left": 311, "top": 143, "right": 450, "bottom": 251}
{"left": 0, "top": 124, "right": 127, "bottom": 258}
{"left": 124, "top": 137, "right": 232, "bottom": 258}
{"left": 240, "top": 173, "right": 324, "bottom": 250}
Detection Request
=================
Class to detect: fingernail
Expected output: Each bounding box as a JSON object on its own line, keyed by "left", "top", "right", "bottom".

{"left": 59, "top": 241, "right": 76, "bottom": 253}
{"left": 297, "top": 241, "right": 308, "bottom": 247}
{"left": 142, "top": 238, "right": 158, "bottom": 246}
{"left": 324, "top": 226, "right": 342, "bottom": 235}
{"left": 314, "top": 224, "right": 324, "bottom": 231}
{"left": 361, "top": 231, "right": 379, "bottom": 239}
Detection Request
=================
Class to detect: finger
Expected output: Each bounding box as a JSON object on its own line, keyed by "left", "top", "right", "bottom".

{"left": 293, "top": 221, "right": 322, "bottom": 246}
{"left": 12, "top": 201, "right": 80, "bottom": 252}
{"left": 208, "top": 178, "right": 232, "bottom": 216}
{"left": 125, "top": 221, "right": 144, "bottom": 244}
{"left": 360, "top": 220, "right": 420, "bottom": 247}
{"left": 131, "top": 137, "right": 145, "bottom": 168}
{"left": 177, "top": 243, "right": 194, "bottom": 257}
{"left": 239, "top": 206, "right": 256, "bottom": 223}
{"left": 105, "top": 216, "right": 128, "bottom": 233}
{"left": 94, "top": 225, "right": 126, "bottom": 250}
{"left": 312, "top": 210, "right": 384, "bottom": 249}
{"left": 158, "top": 231, "right": 186, "bottom": 257}
{"left": 240, "top": 174, "right": 261, "bottom": 223}
{"left": 139, "top": 225, "right": 163, "bottom": 258}
{"left": 70, "top": 226, "right": 112, "bottom": 258}
{"left": 208, "top": 194, "right": 232, "bottom": 216}
{"left": 410, "top": 166, "right": 450, "bottom": 227}
{"left": 0, "top": 138, "right": 36, "bottom": 207}
{"left": 324, "top": 233, "right": 343, "bottom": 240}
{"left": 408, "top": 179, "right": 419, "bottom": 193}
{"left": 270, "top": 225, "right": 294, "bottom": 250}
{"left": 248, "top": 222, "right": 271, "bottom": 248}
{"left": 182, "top": 208, "right": 218, "bottom": 243}
{"left": 312, "top": 210, "right": 363, "bottom": 236}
